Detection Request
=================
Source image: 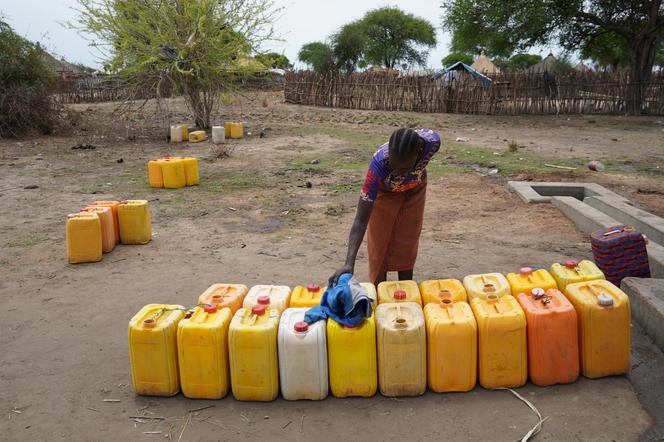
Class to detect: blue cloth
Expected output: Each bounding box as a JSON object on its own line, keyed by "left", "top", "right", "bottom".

{"left": 304, "top": 273, "right": 373, "bottom": 327}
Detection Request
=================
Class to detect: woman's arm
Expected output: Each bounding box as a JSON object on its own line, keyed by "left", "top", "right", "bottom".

{"left": 328, "top": 197, "right": 374, "bottom": 286}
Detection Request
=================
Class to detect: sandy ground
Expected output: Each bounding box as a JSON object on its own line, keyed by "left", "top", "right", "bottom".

{"left": 1, "top": 94, "right": 663, "bottom": 441}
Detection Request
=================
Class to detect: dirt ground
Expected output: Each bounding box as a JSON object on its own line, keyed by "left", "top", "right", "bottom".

{"left": 1, "top": 93, "right": 663, "bottom": 441}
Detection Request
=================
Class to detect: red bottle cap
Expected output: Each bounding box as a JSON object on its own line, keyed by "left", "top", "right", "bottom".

{"left": 203, "top": 304, "right": 217, "bottom": 314}
{"left": 257, "top": 295, "right": 270, "bottom": 305}
{"left": 393, "top": 290, "right": 407, "bottom": 300}
{"left": 294, "top": 321, "right": 309, "bottom": 332}
{"left": 251, "top": 304, "right": 267, "bottom": 315}
{"left": 564, "top": 260, "right": 578, "bottom": 269}
{"left": 306, "top": 284, "right": 320, "bottom": 292}
{"left": 520, "top": 267, "right": 533, "bottom": 276}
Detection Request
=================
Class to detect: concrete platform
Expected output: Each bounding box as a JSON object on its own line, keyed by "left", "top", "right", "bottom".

{"left": 585, "top": 196, "right": 664, "bottom": 246}
{"left": 508, "top": 181, "right": 627, "bottom": 204}
{"left": 622, "top": 278, "right": 664, "bottom": 353}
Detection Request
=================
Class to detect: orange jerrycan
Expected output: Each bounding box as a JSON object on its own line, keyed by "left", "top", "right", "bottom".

{"left": 327, "top": 315, "right": 377, "bottom": 398}
{"left": 506, "top": 267, "right": 558, "bottom": 295}
{"left": 424, "top": 299, "right": 477, "bottom": 392}
{"left": 517, "top": 288, "right": 579, "bottom": 386}
{"left": 564, "top": 280, "right": 630, "bottom": 378}
{"left": 66, "top": 212, "right": 102, "bottom": 264}
{"left": 128, "top": 304, "right": 185, "bottom": 396}
{"left": 81, "top": 206, "right": 115, "bottom": 253}
{"left": 118, "top": 200, "right": 151, "bottom": 244}
{"left": 89, "top": 200, "right": 120, "bottom": 244}
{"left": 471, "top": 294, "right": 527, "bottom": 389}
{"left": 463, "top": 273, "right": 511, "bottom": 300}
{"left": 376, "top": 302, "right": 426, "bottom": 397}
{"left": 177, "top": 305, "right": 232, "bottom": 399}
{"left": 290, "top": 284, "right": 326, "bottom": 308}
{"left": 198, "top": 283, "right": 248, "bottom": 314}
{"left": 550, "top": 260, "right": 604, "bottom": 291}
{"left": 147, "top": 160, "right": 164, "bottom": 188}
{"left": 228, "top": 304, "right": 280, "bottom": 401}
{"left": 243, "top": 285, "right": 291, "bottom": 314}
{"left": 182, "top": 157, "right": 200, "bottom": 186}
{"left": 377, "top": 280, "right": 422, "bottom": 306}
{"left": 160, "top": 158, "right": 186, "bottom": 189}
{"left": 419, "top": 279, "right": 467, "bottom": 305}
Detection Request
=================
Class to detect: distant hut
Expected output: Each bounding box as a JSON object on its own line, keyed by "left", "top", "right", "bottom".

{"left": 527, "top": 53, "right": 557, "bottom": 74}
{"left": 470, "top": 51, "right": 501, "bottom": 75}
{"left": 574, "top": 62, "right": 590, "bottom": 72}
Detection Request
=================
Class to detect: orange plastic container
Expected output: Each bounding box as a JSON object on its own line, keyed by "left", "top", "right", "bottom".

{"left": 89, "top": 201, "right": 120, "bottom": 244}
{"left": 419, "top": 279, "right": 467, "bottom": 305}
{"left": 517, "top": 288, "right": 579, "bottom": 386}
{"left": 289, "top": 284, "right": 326, "bottom": 308}
{"left": 198, "top": 283, "right": 249, "bottom": 314}
{"left": 82, "top": 206, "right": 115, "bottom": 253}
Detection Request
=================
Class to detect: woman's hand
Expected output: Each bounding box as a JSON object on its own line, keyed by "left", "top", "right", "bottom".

{"left": 329, "top": 264, "right": 354, "bottom": 287}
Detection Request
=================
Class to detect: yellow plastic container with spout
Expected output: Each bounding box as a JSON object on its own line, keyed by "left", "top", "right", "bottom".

{"left": 228, "top": 304, "right": 280, "bottom": 401}
{"left": 224, "top": 121, "right": 233, "bottom": 138}
{"left": 375, "top": 302, "right": 426, "bottom": 397}
{"left": 377, "top": 280, "right": 422, "bottom": 306}
{"left": 424, "top": 299, "right": 477, "bottom": 392}
{"left": 230, "top": 122, "right": 244, "bottom": 139}
{"left": 463, "top": 273, "right": 511, "bottom": 300}
{"left": 290, "top": 284, "right": 326, "bottom": 308}
{"left": 198, "top": 283, "right": 248, "bottom": 314}
{"left": 471, "top": 294, "right": 527, "bottom": 389}
{"left": 180, "top": 124, "right": 189, "bottom": 140}
{"left": 160, "top": 158, "right": 186, "bottom": 189}
{"left": 118, "top": 200, "right": 151, "bottom": 244}
{"left": 66, "top": 212, "right": 102, "bottom": 264}
{"left": 128, "top": 304, "right": 185, "bottom": 396}
{"left": 506, "top": 267, "right": 558, "bottom": 295}
{"left": 177, "top": 304, "right": 232, "bottom": 399}
{"left": 147, "top": 160, "right": 164, "bottom": 188}
{"left": 189, "top": 130, "right": 207, "bottom": 143}
{"left": 564, "top": 280, "right": 630, "bottom": 378}
{"left": 419, "top": 279, "right": 467, "bottom": 305}
{"left": 551, "top": 260, "right": 605, "bottom": 291}
{"left": 81, "top": 206, "right": 115, "bottom": 253}
{"left": 182, "top": 157, "right": 200, "bottom": 186}
{"left": 327, "top": 315, "right": 377, "bottom": 398}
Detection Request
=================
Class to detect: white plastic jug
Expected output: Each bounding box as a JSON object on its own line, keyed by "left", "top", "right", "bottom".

{"left": 243, "top": 285, "right": 291, "bottom": 314}
{"left": 170, "top": 125, "right": 183, "bottom": 143}
{"left": 278, "top": 308, "right": 328, "bottom": 400}
{"left": 211, "top": 126, "right": 225, "bottom": 143}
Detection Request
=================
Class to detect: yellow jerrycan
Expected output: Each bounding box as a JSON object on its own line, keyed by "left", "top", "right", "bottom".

{"left": 551, "top": 260, "right": 605, "bottom": 291}
{"left": 228, "top": 304, "right": 280, "bottom": 401}
{"left": 147, "top": 160, "right": 164, "bottom": 188}
{"left": 177, "top": 304, "right": 232, "bottom": 399}
{"left": 506, "top": 267, "right": 558, "bottom": 295}
{"left": 198, "top": 283, "right": 248, "bottom": 314}
{"left": 463, "top": 273, "right": 511, "bottom": 300}
{"left": 160, "top": 158, "right": 186, "bottom": 189}
{"left": 81, "top": 206, "right": 115, "bottom": 253}
{"left": 471, "top": 294, "right": 527, "bottom": 389}
{"left": 327, "top": 315, "right": 377, "bottom": 398}
{"left": 182, "top": 157, "right": 200, "bottom": 186}
{"left": 243, "top": 285, "right": 291, "bottom": 314}
{"left": 188, "top": 130, "right": 207, "bottom": 143}
{"left": 66, "top": 212, "right": 102, "bottom": 264}
{"left": 230, "top": 122, "right": 244, "bottom": 139}
{"left": 424, "top": 299, "right": 477, "bottom": 392}
{"left": 419, "top": 279, "right": 467, "bottom": 305}
{"left": 118, "top": 200, "right": 151, "bottom": 244}
{"left": 128, "top": 304, "right": 185, "bottom": 396}
{"left": 377, "top": 280, "right": 422, "bottom": 306}
{"left": 564, "top": 280, "right": 630, "bottom": 378}
{"left": 290, "top": 284, "right": 326, "bottom": 308}
{"left": 375, "top": 302, "right": 426, "bottom": 397}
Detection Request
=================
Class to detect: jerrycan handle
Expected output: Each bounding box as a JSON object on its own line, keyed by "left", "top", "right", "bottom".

{"left": 143, "top": 308, "right": 165, "bottom": 328}
{"left": 486, "top": 294, "right": 501, "bottom": 314}
{"left": 586, "top": 284, "right": 614, "bottom": 307}
{"left": 393, "top": 304, "right": 408, "bottom": 328}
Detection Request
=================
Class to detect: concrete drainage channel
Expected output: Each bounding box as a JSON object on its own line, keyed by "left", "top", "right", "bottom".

{"left": 509, "top": 181, "right": 664, "bottom": 439}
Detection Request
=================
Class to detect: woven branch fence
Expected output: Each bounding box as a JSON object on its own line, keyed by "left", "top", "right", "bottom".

{"left": 284, "top": 70, "right": 664, "bottom": 115}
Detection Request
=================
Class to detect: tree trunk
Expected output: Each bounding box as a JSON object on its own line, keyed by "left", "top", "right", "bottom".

{"left": 627, "top": 35, "right": 658, "bottom": 115}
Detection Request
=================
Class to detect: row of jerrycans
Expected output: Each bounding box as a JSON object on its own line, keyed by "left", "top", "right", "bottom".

{"left": 148, "top": 156, "right": 200, "bottom": 189}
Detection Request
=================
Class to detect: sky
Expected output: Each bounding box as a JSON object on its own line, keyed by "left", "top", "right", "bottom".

{"left": 1, "top": 0, "right": 557, "bottom": 69}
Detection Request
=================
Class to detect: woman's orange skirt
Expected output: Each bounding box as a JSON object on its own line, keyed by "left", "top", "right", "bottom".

{"left": 367, "top": 181, "right": 427, "bottom": 284}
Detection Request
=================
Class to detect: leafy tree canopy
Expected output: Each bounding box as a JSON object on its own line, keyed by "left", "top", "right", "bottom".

{"left": 298, "top": 41, "right": 335, "bottom": 73}
{"left": 441, "top": 51, "right": 473, "bottom": 66}
{"left": 256, "top": 51, "right": 292, "bottom": 69}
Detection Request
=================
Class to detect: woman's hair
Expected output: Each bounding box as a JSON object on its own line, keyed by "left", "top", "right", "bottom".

{"left": 389, "top": 128, "right": 422, "bottom": 160}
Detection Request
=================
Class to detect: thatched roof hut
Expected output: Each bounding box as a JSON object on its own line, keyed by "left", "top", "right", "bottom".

{"left": 470, "top": 51, "right": 501, "bottom": 75}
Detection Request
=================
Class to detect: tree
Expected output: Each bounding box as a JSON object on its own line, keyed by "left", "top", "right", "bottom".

{"left": 298, "top": 42, "right": 335, "bottom": 73}
{"left": 361, "top": 7, "right": 437, "bottom": 69}
{"left": 441, "top": 51, "right": 473, "bottom": 66}
{"left": 71, "top": 0, "right": 280, "bottom": 129}
{"left": 507, "top": 53, "right": 542, "bottom": 71}
{"left": 256, "top": 51, "right": 292, "bottom": 69}
{"left": 442, "top": 0, "right": 664, "bottom": 114}
{"left": 331, "top": 21, "right": 367, "bottom": 73}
